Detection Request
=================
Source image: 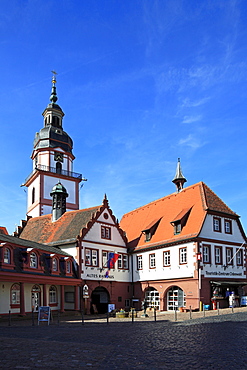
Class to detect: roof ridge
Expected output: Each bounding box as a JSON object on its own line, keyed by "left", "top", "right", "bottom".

{"left": 201, "top": 182, "right": 237, "bottom": 216}
{"left": 122, "top": 181, "right": 203, "bottom": 218}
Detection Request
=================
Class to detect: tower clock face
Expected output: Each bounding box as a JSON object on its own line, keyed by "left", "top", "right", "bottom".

{"left": 54, "top": 152, "right": 63, "bottom": 162}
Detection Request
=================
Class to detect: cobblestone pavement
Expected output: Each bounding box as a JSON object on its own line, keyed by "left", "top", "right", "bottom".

{"left": 1, "top": 309, "right": 247, "bottom": 369}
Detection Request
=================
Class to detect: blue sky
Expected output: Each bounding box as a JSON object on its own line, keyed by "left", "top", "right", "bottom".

{"left": 1, "top": 0, "right": 247, "bottom": 234}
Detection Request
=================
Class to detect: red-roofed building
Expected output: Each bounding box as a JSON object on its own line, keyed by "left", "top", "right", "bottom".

{"left": 120, "top": 162, "right": 247, "bottom": 312}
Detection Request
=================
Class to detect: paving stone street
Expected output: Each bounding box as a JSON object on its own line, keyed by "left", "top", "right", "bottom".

{"left": 1, "top": 309, "right": 247, "bottom": 369}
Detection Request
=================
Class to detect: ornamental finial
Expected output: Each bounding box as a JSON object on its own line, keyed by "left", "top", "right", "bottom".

{"left": 51, "top": 70, "right": 57, "bottom": 84}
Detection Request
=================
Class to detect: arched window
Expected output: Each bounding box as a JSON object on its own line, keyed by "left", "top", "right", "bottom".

{"left": 11, "top": 283, "right": 20, "bottom": 305}
{"left": 30, "top": 252, "right": 38, "bottom": 268}
{"left": 56, "top": 162, "right": 62, "bottom": 174}
{"left": 49, "top": 286, "right": 57, "bottom": 304}
{"left": 52, "top": 258, "right": 58, "bottom": 272}
{"left": 4, "top": 248, "right": 11, "bottom": 264}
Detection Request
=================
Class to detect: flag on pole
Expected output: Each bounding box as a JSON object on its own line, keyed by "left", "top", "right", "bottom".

{"left": 107, "top": 252, "right": 119, "bottom": 269}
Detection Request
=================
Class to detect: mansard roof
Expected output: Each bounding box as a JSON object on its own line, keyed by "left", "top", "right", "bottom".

{"left": 120, "top": 182, "right": 240, "bottom": 252}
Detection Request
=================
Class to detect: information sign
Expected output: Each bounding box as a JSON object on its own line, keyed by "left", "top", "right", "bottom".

{"left": 38, "top": 306, "right": 51, "bottom": 325}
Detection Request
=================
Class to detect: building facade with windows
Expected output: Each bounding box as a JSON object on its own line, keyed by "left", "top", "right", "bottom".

{"left": 120, "top": 162, "right": 247, "bottom": 312}
{"left": 0, "top": 227, "right": 80, "bottom": 316}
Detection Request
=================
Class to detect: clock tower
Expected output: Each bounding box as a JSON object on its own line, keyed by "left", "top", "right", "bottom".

{"left": 23, "top": 73, "right": 83, "bottom": 218}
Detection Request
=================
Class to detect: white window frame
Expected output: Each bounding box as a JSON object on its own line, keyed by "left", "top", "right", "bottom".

{"left": 101, "top": 226, "right": 111, "bottom": 240}
{"left": 203, "top": 245, "right": 211, "bottom": 264}
{"left": 236, "top": 249, "right": 243, "bottom": 266}
{"left": 118, "top": 254, "right": 123, "bottom": 269}
{"left": 163, "top": 251, "right": 170, "bottom": 266}
{"left": 4, "top": 248, "right": 10, "bottom": 264}
{"left": 123, "top": 254, "right": 128, "bottom": 270}
{"left": 226, "top": 248, "right": 233, "bottom": 265}
{"left": 49, "top": 286, "right": 57, "bottom": 304}
{"left": 30, "top": 252, "right": 38, "bottom": 268}
{"left": 179, "top": 247, "right": 187, "bottom": 264}
{"left": 137, "top": 255, "right": 143, "bottom": 270}
{"left": 149, "top": 253, "right": 156, "bottom": 268}
{"left": 215, "top": 246, "right": 222, "bottom": 264}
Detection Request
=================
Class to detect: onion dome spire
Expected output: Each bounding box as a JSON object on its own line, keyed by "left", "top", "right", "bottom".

{"left": 172, "top": 158, "right": 187, "bottom": 192}
{"left": 50, "top": 70, "right": 58, "bottom": 104}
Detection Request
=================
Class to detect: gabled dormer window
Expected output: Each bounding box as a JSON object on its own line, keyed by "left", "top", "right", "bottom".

{"left": 142, "top": 218, "right": 161, "bottom": 242}
{"left": 171, "top": 208, "right": 192, "bottom": 235}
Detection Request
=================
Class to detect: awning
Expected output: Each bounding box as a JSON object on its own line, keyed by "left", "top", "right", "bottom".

{"left": 210, "top": 281, "right": 247, "bottom": 286}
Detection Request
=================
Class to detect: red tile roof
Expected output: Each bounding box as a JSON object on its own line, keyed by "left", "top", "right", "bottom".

{"left": 20, "top": 206, "right": 101, "bottom": 245}
{"left": 120, "top": 182, "right": 238, "bottom": 252}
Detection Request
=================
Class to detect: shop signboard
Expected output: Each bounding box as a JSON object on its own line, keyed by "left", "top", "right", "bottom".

{"left": 38, "top": 306, "right": 51, "bottom": 325}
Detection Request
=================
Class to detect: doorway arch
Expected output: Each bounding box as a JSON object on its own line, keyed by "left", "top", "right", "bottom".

{"left": 91, "top": 287, "right": 110, "bottom": 314}
{"left": 31, "top": 285, "right": 41, "bottom": 312}
{"left": 145, "top": 287, "right": 160, "bottom": 310}
{"left": 166, "top": 286, "right": 186, "bottom": 311}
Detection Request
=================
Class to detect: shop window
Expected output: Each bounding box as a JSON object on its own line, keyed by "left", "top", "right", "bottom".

{"left": 3, "top": 247, "right": 11, "bottom": 264}
{"left": 11, "top": 283, "right": 20, "bottom": 307}
{"left": 30, "top": 252, "right": 38, "bottom": 268}
{"left": 163, "top": 250, "right": 171, "bottom": 267}
{"left": 49, "top": 286, "right": 57, "bottom": 305}
{"left": 203, "top": 245, "right": 211, "bottom": 264}
{"left": 149, "top": 253, "right": 156, "bottom": 269}
{"left": 213, "top": 217, "right": 221, "bottom": 232}
{"left": 101, "top": 226, "right": 111, "bottom": 240}
{"left": 215, "top": 246, "right": 222, "bottom": 265}
{"left": 145, "top": 288, "right": 160, "bottom": 310}
{"left": 179, "top": 247, "right": 187, "bottom": 264}
{"left": 225, "top": 219, "right": 232, "bottom": 234}
{"left": 137, "top": 255, "right": 143, "bottom": 270}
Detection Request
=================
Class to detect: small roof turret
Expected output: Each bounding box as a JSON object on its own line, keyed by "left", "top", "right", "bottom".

{"left": 172, "top": 158, "right": 187, "bottom": 192}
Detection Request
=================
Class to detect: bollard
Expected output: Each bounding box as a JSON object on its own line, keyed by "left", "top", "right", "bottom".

{"left": 217, "top": 302, "right": 220, "bottom": 316}
{"left": 154, "top": 307, "right": 157, "bottom": 322}
{"left": 8, "top": 310, "right": 11, "bottom": 326}
{"left": 81, "top": 310, "right": 84, "bottom": 325}
{"left": 174, "top": 309, "right": 177, "bottom": 322}
{"left": 32, "top": 307, "right": 35, "bottom": 326}
{"left": 106, "top": 311, "right": 109, "bottom": 324}
{"left": 57, "top": 310, "right": 60, "bottom": 326}
{"left": 232, "top": 306, "right": 234, "bottom": 313}
{"left": 203, "top": 304, "right": 205, "bottom": 317}
{"left": 189, "top": 306, "right": 192, "bottom": 319}
{"left": 131, "top": 309, "right": 134, "bottom": 323}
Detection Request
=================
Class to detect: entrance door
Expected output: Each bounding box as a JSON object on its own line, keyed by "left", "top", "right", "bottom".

{"left": 145, "top": 288, "right": 160, "bottom": 310}
{"left": 91, "top": 287, "right": 110, "bottom": 314}
{"left": 31, "top": 285, "right": 41, "bottom": 312}
{"left": 167, "top": 286, "right": 186, "bottom": 311}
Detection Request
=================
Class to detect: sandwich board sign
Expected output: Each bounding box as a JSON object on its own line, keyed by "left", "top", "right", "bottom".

{"left": 38, "top": 306, "right": 51, "bottom": 325}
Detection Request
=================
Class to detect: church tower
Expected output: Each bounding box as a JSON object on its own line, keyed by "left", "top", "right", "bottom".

{"left": 23, "top": 73, "right": 83, "bottom": 218}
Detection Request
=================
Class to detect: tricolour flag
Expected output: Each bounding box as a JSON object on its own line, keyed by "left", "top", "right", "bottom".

{"left": 107, "top": 252, "right": 119, "bottom": 269}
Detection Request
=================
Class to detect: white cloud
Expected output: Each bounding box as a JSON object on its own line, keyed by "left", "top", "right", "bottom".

{"left": 182, "top": 115, "right": 202, "bottom": 124}
{"left": 178, "top": 134, "right": 206, "bottom": 150}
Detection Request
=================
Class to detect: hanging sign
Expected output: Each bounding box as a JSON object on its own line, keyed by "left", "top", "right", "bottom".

{"left": 83, "top": 284, "right": 89, "bottom": 299}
